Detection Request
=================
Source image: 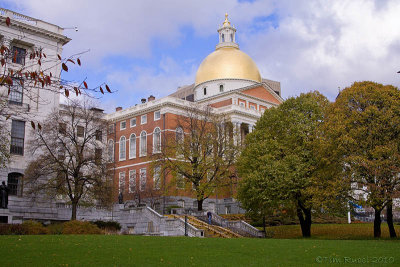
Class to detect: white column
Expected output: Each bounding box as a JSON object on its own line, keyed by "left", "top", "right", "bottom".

{"left": 249, "top": 125, "right": 254, "bottom": 133}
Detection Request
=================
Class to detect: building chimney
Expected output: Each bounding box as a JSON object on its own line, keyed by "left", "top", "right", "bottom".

{"left": 116, "top": 107, "right": 122, "bottom": 111}
{"left": 148, "top": 95, "right": 155, "bottom": 102}
{"left": 141, "top": 98, "right": 146, "bottom": 103}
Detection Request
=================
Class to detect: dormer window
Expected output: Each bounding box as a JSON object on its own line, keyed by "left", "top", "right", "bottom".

{"left": 203, "top": 87, "right": 207, "bottom": 95}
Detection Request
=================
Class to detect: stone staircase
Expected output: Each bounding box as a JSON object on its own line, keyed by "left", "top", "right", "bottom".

{"left": 170, "top": 215, "right": 242, "bottom": 238}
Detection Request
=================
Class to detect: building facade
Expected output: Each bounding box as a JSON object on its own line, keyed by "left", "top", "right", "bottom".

{"left": 106, "top": 14, "right": 283, "bottom": 214}
{"left": 0, "top": 8, "right": 70, "bottom": 222}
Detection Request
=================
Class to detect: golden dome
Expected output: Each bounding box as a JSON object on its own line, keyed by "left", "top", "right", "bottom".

{"left": 195, "top": 47, "right": 262, "bottom": 85}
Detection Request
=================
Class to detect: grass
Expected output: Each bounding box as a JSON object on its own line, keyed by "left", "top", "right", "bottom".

{"left": 0, "top": 235, "right": 399, "bottom": 266}
{"left": 266, "top": 223, "right": 400, "bottom": 239}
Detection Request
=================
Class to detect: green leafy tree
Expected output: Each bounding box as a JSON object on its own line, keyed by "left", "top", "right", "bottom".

{"left": 323, "top": 81, "right": 400, "bottom": 238}
{"left": 238, "top": 91, "right": 329, "bottom": 237}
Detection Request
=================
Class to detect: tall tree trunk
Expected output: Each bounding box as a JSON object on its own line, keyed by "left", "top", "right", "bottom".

{"left": 71, "top": 201, "right": 77, "bottom": 220}
{"left": 373, "top": 208, "right": 382, "bottom": 238}
{"left": 386, "top": 200, "right": 397, "bottom": 238}
{"left": 262, "top": 215, "right": 266, "bottom": 237}
{"left": 296, "top": 206, "right": 311, "bottom": 238}
{"left": 197, "top": 199, "right": 203, "bottom": 211}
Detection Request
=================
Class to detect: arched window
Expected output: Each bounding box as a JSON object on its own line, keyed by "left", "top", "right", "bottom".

{"left": 119, "top": 136, "right": 126, "bottom": 161}
{"left": 140, "top": 131, "right": 147, "bottom": 156}
{"left": 153, "top": 127, "right": 161, "bottom": 153}
{"left": 129, "top": 134, "right": 136, "bottom": 159}
{"left": 222, "top": 34, "right": 225, "bottom": 42}
{"left": 219, "top": 84, "right": 224, "bottom": 92}
{"left": 203, "top": 87, "right": 207, "bottom": 95}
{"left": 8, "top": 172, "right": 23, "bottom": 196}
{"left": 108, "top": 139, "right": 114, "bottom": 162}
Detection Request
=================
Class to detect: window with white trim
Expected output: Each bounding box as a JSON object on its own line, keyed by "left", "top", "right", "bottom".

{"left": 119, "top": 171, "right": 125, "bottom": 193}
{"left": 108, "top": 139, "right": 114, "bottom": 162}
{"left": 176, "top": 173, "right": 185, "bottom": 190}
{"left": 140, "top": 131, "right": 147, "bottom": 156}
{"left": 8, "top": 78, "right": 23, "bottom": 105}
{"left": 154, "top": 111, "right": 161, "bottom": 121}
{"left": 153, "top": 127, "right": 161, "bottom": 153}
{"left": 153, "top": 166, "right": 161, "bottom": 190}
{"left": 250, "top": 105, "right": 256, "bottom": 110}
{"left": 119, "top": 136, "right": 126, "bottom": 160}
{"left": 140, "top": 168, "right": 146, "bottom": 191}
{"left": 120, "top": 121, "right": 126, "bottom": 130}
{"left": 129, "top": 170, "right": 136, "bottom": 193}
{"left": 239, "top": 102, "right": 245, "bottom": 107}
{"left": 130, "top": 118, "right": 136, "bottom": 127}
{"left": 141, "top": 114, "right": 147, "bottom": 125}
{"left": 129, "top": 134, "right": 136, "bottom": 159}
{"left": 10, "top": 120, "right": 25, "bottom": 155}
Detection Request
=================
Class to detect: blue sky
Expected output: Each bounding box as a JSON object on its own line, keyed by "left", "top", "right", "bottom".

{"left": 2, "top": 0, "right": 400, "bottom": 112}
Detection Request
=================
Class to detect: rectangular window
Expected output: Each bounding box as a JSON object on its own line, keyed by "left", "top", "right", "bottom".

{"left": 8, "top": 78, "right": 23, "bottom": 105}
{"left": 239, "top": 102, "right": 245, "bottom": 107}
{"left": 141, "top": 114, "right": 147, "bottom": 125}
{"left": 153, "top": 166, "right": 161, "bottom": 190}
{"left": 140, "top": 168, "right": 146, "bottom": 191}
{"left": 77, "top": 126, "right": 84, "bottom": 137}
{"left": 130, "top": 118, "right": 136, "bottom": 127}
{"left": 119, "top": 172, "right": 125, "bottom": 193}
{"left": 12, "top": 46, "right": 26, "bottom": 65}
{"left": 154, "top": 111, "right": 161, "bottom": 121}
{"left": 176, "top": 173, "right": 185, "bottom": 190}
{"left": 95, "top": 130, "right": 102, "bottom": 141}
{"left": 120, "top": 121, "right": 126, "bottom": 130}
{"left": 95, "top": 148, "right": 102, "bottom": 164}
{"left": 250, "top": 105, "right": 256, "bottom": 110}
{"left": 129, "top": 170, "right": 136, "bottom": 193}
{"left": 10, "top": 120, "right": 25, "bottom": 155}
{"left": 108, "top": 124, "right": 115, "bottom": 134}
{"left": 59, "top": 123, "right": 66, "bottom": 135}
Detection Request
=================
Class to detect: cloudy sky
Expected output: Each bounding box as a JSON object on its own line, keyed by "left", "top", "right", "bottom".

{"left": 2, "top": 0, "right": 400, "bottom": 112}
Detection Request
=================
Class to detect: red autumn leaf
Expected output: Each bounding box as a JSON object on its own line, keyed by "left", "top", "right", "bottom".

{"left": 1, "top": 58, "right": 4, "bottom": 66}
{"left": 5, "top": 76, "right": 13, "bottom": 86}
{"left": 74, "top": 87, "right": 79, "bottom": 96}
{"left": 50, "top": 72, "right": 52, "bottom": 77}
{"left": 77, "top": 58, "right": 81, "bottom": 66}
{"left": 62, "top": 63, "right": 68, "bottom": 72}
{"left": 6, "top": 17, "right": 10, "bottom": 26}
{"left": 38, "top": 59, "right": 41, "bottom": 66}
{"left": 83, "top": 81, "right": 88, "bottom": 89}
{"left": 65, "top": 89, "right": 69, "bottom": 97}
{"left": 19, "top": 80, "right": 23, "bottom": 86}
{"left": 67, "top": 59, "right": 75, "bottom": 64}
{"left": 31, "top": 121, "right": 36, "bottom": 129}
{"left": 10, "top": 69, "right": 13, "bottom": 76}
{"left": 99, "top": 86, "right": 104, "bottom": 94}
{"left": 7, "top": 87, "right": 10, "bottom": 95}
{"left": 38, "top": 123, "right": 42, "bottom": 130}
{"left": 57, "top": 54, "right": 62, "bottom": 60}
{"left": 43, "top": 53, "right": 46, "bottom": 58}
{"left": 106, "top": 84, "right": 111, "bottom": 93}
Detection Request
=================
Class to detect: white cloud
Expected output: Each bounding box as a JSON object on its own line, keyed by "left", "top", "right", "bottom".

{"left": 6, "top": 0, "right": 400, "bottom": 102}
{"left": 242, "top": 0, "right": 400, "bottom": 99}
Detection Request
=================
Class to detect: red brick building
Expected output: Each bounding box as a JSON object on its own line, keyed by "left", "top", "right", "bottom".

{"left": 106, "top": 15, "right": 283, "bottom": 214}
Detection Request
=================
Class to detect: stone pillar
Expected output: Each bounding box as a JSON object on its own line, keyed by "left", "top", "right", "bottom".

{"left": 249, "top": 125, "right": 254, "bottom": 133}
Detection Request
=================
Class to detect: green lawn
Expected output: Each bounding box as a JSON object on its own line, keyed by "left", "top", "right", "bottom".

{"left": 0, "top": 235, "right": 399, "bottom": 266}
{"left": 266, "top": 223, "right": 400, "bottom": 239}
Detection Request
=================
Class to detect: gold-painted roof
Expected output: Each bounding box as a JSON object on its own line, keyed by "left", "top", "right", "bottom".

{"left": 195, "top": 47, "right": 262, "bottom": 85}
{"left": 223, "top": 13, "right": 231, "bottom": 27}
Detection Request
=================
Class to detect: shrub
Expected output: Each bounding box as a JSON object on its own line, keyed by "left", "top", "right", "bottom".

{"left": 47, "top": 223, "right": 65, "bottom": 235}
{"left": 93, "top": 220, "right": 121, "bottom": 231}
{"left": 0, "top": 224, "right": 28, "bottom": 235}
{"left": 62, "top": 220, "right": 102, "bottom": 235}
{"left": 22, "top": 220, "right": 49, "bottom": 235}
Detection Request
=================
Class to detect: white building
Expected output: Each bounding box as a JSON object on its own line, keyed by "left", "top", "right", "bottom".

{"left": 0, "top": 8, "right": 70, "bottom": 222}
